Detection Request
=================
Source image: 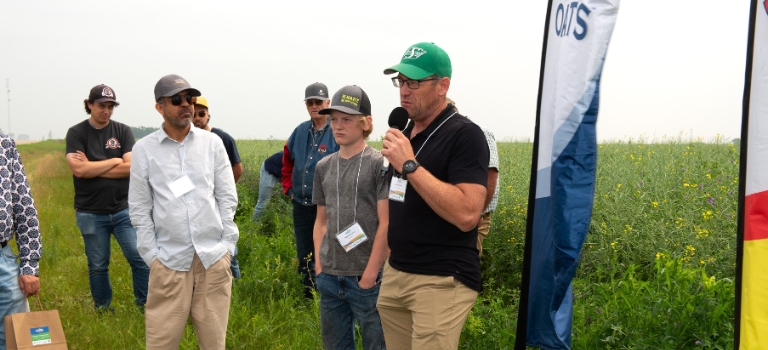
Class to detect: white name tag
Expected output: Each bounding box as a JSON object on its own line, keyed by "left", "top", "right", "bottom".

{"left": 389, "top": 177, "right": 408, "bottom": 202}
{"left": 169, "top": 175, "right": 194, "bottom": 199}
{"left": 336, "top": 222, "right": 368, "bottom": 252}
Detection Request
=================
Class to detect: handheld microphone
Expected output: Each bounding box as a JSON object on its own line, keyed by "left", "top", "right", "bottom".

{"left": 381, "top": 107, "right": 410, "bottom": 176}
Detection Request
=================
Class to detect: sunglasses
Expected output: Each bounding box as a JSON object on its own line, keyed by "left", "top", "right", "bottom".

{"left": 167, "top": 94, "right": 197, "bottom": 106}
{"left": 305, "top": 100, "right": 325, "bottom": 107}
{"left": 196, "top": 111, "right": 207, "bottom": 118}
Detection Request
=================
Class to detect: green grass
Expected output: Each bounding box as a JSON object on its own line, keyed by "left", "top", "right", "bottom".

{"left": 13, "top": 138, "right": 738, "bottom": 349}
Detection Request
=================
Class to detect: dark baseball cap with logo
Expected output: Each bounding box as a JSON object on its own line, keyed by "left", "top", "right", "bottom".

{"left": 88, "top": 84, "right": 119, "bottom": 105}
{"left": 384, "top": 42, "right": 452, "bottom": 80}
{"left": 319, "top": 85, "right": 371, "bottom": 116}
{"left": 304, "top": 82, "right": 329, "bottom": 101}
{"left": 154, "top": 74, "right": 201, "bottom": 102}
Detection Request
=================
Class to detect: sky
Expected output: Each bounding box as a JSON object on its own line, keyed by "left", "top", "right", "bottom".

{"left": 0, "top": 1, "right": 751, "bottom": 142}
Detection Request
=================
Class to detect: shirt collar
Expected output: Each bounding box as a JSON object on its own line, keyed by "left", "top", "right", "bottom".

{"left": 404, "top": 104, "right": 456, "bottom": 138}
{"left": 306, "top": 118, "right": 331, "bottom": 133}
{"left": 156, "top": 123, "right": 198, "bottom": 143}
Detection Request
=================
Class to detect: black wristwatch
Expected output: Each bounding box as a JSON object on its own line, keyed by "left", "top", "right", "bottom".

{"left": 401, "top": 160, "right": 420, "bottom": 180}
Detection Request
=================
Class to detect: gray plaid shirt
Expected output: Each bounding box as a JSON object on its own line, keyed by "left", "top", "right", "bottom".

{"left": 482, "top": 128, "right": 499, "bottom": 214}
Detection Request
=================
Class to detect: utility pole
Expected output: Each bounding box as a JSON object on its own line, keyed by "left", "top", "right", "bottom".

{"left": 6, "top": 79, "right": 10, "bottom": 138}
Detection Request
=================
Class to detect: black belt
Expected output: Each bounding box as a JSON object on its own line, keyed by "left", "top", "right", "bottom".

{"left": 1, "top": 241, "right": 6, "bottom": 248}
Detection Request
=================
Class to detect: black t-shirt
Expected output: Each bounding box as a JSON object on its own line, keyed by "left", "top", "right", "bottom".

{"left": 264, "top": 151, "right": 284, "bottom": 178}
{"left": 211, "top": 128, "right": 241, "bottom": 165}
{"left": 387, "top": 106, "right": 490, "bottom": 292}
{"left": 65, "top": 119, "right": 135, "bottom": 214}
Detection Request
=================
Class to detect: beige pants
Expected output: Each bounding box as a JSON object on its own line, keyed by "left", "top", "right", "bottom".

{"left": 376, "top": 261, "right": 478, "bottom": 350}
{"left": 477, "top": 213, "right": 492, "bottom": 256}
{"left": 145, "top": 252, "right": 232, "bottom": 350}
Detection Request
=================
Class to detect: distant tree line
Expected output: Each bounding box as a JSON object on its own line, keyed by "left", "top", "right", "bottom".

{"left": 131, "top": 126, "right": 159, "bottom": 139}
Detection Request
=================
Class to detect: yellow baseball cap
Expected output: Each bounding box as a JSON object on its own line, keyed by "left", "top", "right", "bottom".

{"left": 195, "top": 96, "right": 209, "bottom": 108}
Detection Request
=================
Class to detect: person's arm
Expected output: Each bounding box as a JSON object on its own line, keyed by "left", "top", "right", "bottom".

{"left": 102, "top": 124, "right": 136, "bottom": 179}
{"left": 18, "top": 275, "right": 39, "bottom": 297}
{"left": 99, "top": 152, "right": 132, "bottom": 179}
{"left": 483, "top": 168, "right": 499, "bottom": 210}
{"left": 232, "top": 162, "right": 243, "bottom": 182}
{"left": 9, "top": 140, "right": 41, "bottom": 296}
{"left": 66, "top": 150, "right": 123, "bottom": 178}
{"left": 212, "top": 139, "right": 239, "bottom": 257}
{"left": 281, "top": 141, "right": 295, "bottom": 198}
{"left": 382, "top": 128, "right": 486, "bottom": 232}
{"left": 408, "top": 169, "right": 485, "bottom": 232}
{"left": 222, "top": 132, "right": 243, "bottom": 183}
{"left": 128, "top": 144, "right": 158, "bottom": 266}
{"left": 358, "top": 199, "right": 389, "bottom": 289}
{"left": 478, "top": 168, "right": 499, "bottom": 226}
{"left": 313, "top": 205, "right": 328, "bottom": 274}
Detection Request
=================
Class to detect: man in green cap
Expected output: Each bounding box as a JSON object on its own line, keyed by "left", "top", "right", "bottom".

{"left": 377, "top": 42, "right": 490, "bottom": 349}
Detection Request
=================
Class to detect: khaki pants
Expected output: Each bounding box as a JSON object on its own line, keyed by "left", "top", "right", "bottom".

{"left": 376, "top": 261, "right": 478, "bottom": 350}
{"left": 145, "top": 252, "right": 232, "bottom": 350}
{"left": 477, "top": 213, "right": 492, "bottom": 256}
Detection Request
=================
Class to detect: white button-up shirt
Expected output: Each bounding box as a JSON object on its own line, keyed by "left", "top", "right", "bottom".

{"left": 129, "top": 125, "right": 238, "bottom": 271}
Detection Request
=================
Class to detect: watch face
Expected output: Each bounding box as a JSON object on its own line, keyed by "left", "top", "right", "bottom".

{"left": 403, "top": 160, "right": 417, "bottom": 173}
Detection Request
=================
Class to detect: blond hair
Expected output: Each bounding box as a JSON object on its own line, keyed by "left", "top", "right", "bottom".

{"left": 445, "top": 97, "right": 458, "bottom": 113}
{"left": 358, "top": 116, "right": 373, "bottom": 139}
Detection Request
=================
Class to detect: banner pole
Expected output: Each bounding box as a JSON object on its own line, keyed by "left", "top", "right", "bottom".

{"left": 514, "top": 0, "right": 554, "bottom": 348}
{"left": 734, "top": 1, "right": 758, "bottom": 348}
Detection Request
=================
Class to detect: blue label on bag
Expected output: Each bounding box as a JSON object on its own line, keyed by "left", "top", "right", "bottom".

{"left": 30, "top": 326, "right": 51, "bottom": 345}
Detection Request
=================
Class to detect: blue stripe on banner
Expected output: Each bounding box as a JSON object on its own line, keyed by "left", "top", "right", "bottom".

{"left": 526, "top": 64, "right": 602, "bottom": 350}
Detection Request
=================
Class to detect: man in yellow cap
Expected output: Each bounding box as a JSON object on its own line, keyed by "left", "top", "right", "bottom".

{"left": 193, "top": 97, "right": 243, "bottom": 182}
{"left": 192, "top": 96, "right": 244, "bottom": 279}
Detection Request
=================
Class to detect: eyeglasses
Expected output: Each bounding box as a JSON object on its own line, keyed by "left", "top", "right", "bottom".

{"left": 391, "top": 77, "right": 439, "bottom": 89}
{"left": 167, "top": 94, "right": 196, "bottom": 106}
{"left": 305, "top": 100, "right": 325, "bottom": 107}
{"left": 196, "top": 111, "right": 207, "bottom": 118}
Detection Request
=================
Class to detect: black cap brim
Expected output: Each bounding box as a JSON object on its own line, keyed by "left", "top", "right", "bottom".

{"left": 162, "top": 87, "right": 202, "bottom": 98}
{"left": 93, "top": 97, "right": 119, "bottom": 105}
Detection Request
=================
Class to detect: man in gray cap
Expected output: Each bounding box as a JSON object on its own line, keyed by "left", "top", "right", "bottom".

{"left": 129, "top": 74, "right": 239, "bottom": 349}
{"left": 281, "top": 82, "right": 339, "bottom": 298}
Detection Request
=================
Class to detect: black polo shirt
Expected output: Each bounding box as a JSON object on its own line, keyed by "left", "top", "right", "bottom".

{"left": 387, "top": 105, "right": 489, "bottom": 292}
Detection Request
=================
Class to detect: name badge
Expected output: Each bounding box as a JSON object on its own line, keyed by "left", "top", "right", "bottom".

{"left": 389, "top": 177, "right": 408, "bottom": 202}
{"left": 336, "top": 222, "right": 368, "bottom": 252}
{"left": 169, "top": 175, "right": 194, "bottom": 198}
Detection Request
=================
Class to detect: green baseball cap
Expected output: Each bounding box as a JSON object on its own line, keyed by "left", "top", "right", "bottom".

{"left": 383, "top": 42, "right": 452, "bottom": 80}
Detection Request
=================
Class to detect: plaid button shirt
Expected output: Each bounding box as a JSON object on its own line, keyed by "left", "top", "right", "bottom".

{"left": 482, "top": 128, "right": 500, "bottom": 214}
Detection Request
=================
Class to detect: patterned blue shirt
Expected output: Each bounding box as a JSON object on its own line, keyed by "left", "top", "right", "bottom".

{"left": 0, "top": 135, "right": 41, "bottom": 276}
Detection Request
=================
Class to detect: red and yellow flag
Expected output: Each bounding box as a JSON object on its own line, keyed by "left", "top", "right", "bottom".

{"left": 737, "top": 2, "right": 768, "bottom": 349}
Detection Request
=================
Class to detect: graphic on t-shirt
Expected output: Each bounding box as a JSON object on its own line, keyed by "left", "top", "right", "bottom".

{"left": 105, "top": 138, "right": 121, "bottom": 149}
